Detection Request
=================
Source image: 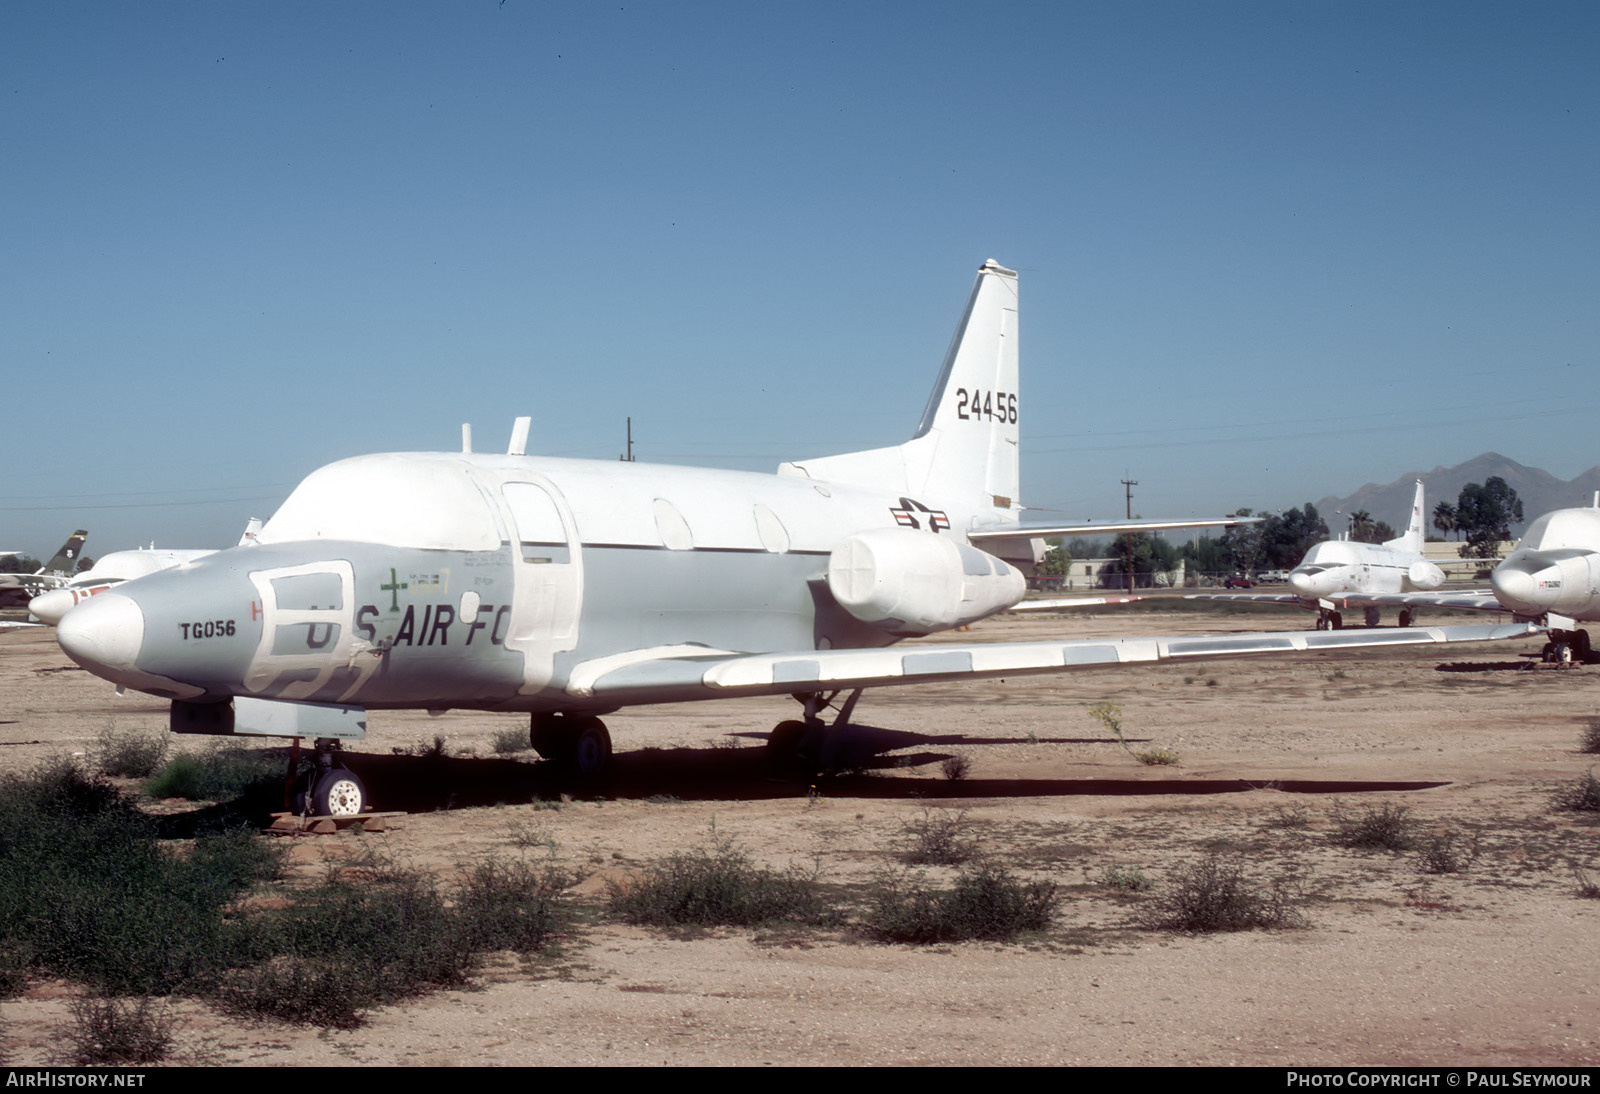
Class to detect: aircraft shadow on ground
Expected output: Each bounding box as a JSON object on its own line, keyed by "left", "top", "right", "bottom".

{"left": 1435, "top": 660, "right": 1543, "bottom": 673}
{"left": 167, "top": 723, "right": 1448, "bottom": 819}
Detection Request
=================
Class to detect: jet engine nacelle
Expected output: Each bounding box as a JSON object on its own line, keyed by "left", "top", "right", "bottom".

{"left": 827, "top": 529, "right": 1025, "bottom": 637}
{"left": 1406, "top": 560, "right": 1446, "bottom": 590}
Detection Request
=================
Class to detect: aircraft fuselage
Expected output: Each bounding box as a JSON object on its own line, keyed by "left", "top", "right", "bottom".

{"left": 57, "top": 450, "right": 1023, "bottom": 715}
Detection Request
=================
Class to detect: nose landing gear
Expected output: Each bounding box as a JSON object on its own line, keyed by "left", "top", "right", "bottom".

{"left": 294, "top": 738, "right": 367, "bottom": 817}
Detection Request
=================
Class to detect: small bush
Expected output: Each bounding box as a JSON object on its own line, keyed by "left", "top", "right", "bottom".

{"left": 219, "top": 866, "right": 476, "bottom": 1028}
{"left": 66, "top": 996, "right": 175, "bottom": 1066}
{"left": 1578, "top": 720, "right": 1600, "bottom": 755}
{"left": 453, "top": 857, "right": 569, "bottom": 953}
{"left": 1331, "top": 804, "right": 1418, "bottom": 851}
{"left": 940, "top": 755, "right": 972, "bottom": 781}
{"left": 1262, "top": 803, "right": 1310, "bottom": 829}
{"left": 1417, "top": 830, "right": 1479, "bottom": 874}
{"left": 1099, "top": 865, "right": 1153, "bottom": 892}
{"left": 607, "top": 832, "right": 828, "bottom": 928}
{"left": 1551, "top": 770, "right": 1600, "bottom": 813}
{"left": 145, "top": 746, "right": 282, "bottom": 803}
{"left": 865, "top": 860, "right": 1056, "bottom": 944}
{"left": 1136, "top": 747, "right": 1181, "bottom": 766}
{"left": 901, "top": 808, "right": 973, "bottom": 865}
{"left": 1142, "top": 855, "right": 1307, "bottom": 932}
{"left": 96, "top": 726, "right": 170, "bottom": 779}
{"left": 491, "top": 727, "right": 529, "bottom": 754}
{"left": 1574, "top": 866, "right": 1600, "bottom": 900}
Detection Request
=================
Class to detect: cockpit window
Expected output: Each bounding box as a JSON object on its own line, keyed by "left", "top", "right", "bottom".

{"left": 259, "top": 455, "right": 500, "bottom": 551}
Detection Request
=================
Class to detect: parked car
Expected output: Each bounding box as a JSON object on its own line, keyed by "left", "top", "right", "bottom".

{"left": 1224, "top": 575, "right": 1254, "bottom": 588}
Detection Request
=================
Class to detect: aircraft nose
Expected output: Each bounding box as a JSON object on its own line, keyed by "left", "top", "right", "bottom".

{"left": 1490, "top": 560, "right": 1547, "bottom": 613}
{"left": 56, "top": 593, "right": 145, "bottom": 683}
{"left": 28, "top": 588, "right": 77, "bottom": 626}
{"left": 1288, "top": 570, "right": 1319, "bottom": 598}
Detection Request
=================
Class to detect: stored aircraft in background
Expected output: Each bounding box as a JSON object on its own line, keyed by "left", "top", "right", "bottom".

{"left": 54, "top": 261, "right": 1538, "bottom": 815}
{"left": 1190, "top": 481, "right": 1453, "bottom": 629}
{"left": 29, "top": 520, "right": 263, "bottom": 625}
{"left": 0, "top": 530, "right": 88, "bottom": 608}
{"left": 1335, "top": 495, "right": 1600, "bottom": 663}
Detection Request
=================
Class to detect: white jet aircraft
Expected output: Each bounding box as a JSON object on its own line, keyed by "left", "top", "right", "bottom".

{"left": 1189, "top": 481, "right": 1454, "bottom": 629}
{"left": 0, "top": 530, "right": 89, "bottom": 609}
{"left": 28, "top": 520, "right": 264, "bottom": 625}
{"left": 54, "top": 261, "right": 1538, "bottom": 815}
{"left": 1337, "top": 495, "right": 1600, "bottom": 663}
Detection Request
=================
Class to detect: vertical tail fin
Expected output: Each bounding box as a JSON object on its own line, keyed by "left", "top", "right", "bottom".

{"left": 1386, "top": 480, "right": 1426, "bottom": 554}
{"left": 39, "top": 530, "right": 88, "bottom": 575}
{"left": 779, "top": 260, "right": 1020, "bottom": 522}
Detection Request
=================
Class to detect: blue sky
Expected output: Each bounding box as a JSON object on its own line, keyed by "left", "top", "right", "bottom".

{"left": 4, "top": 1, "right": 1596, "bottom": 556}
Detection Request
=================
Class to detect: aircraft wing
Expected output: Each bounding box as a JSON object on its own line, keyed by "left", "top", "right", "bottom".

{"left": 1324, "top": 590, "right": 1508, "bottom": 612}
{"left": 565, "top": 622, "right": 1541, "bottom": 705}
{"left": 1009, "top": 595, "right": 1145, "bottom": 610}
{"left": 1186, "top": 590, "right": 1508, "bottom": 612}
{"left": 970, "top": 516, "right": 1258, "bottom": 546}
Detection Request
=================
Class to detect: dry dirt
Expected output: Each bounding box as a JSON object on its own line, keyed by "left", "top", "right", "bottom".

{"left": 2, "top": 607, "right": 1596, "bottom": 1067}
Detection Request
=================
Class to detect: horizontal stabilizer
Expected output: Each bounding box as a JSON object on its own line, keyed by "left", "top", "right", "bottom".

{"left": 971, "top": 516, "right": 1259, "bottom": 545}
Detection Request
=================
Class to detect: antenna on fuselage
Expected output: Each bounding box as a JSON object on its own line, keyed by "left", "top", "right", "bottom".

{"left": 508, "top": 417, "right": 531, "bottom": 456}
{"left": 619, "top": 417, "right": 635, "bottom": 462}
{"left": 462, "top": 423, "right": 473, "bottom": 454}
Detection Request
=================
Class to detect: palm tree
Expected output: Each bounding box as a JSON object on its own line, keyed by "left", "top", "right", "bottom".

{"left": 1432, "top": 501, "right": 1457, "bottom": 541}
{"left": 1349, "top": 509, "right": 1376, "bottom": 543}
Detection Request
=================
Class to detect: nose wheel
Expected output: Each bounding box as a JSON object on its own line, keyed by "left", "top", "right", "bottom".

{"left": 294, "top": 739, "right": 367, "bottom": 817}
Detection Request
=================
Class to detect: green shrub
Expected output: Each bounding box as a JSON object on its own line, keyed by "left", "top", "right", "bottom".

{"left": 1551, "top": 770, "right": 1600, "bottom": 813}
{"left": 96, "top": 726, "right": 170, "bottom": 779}
{"left": 1136, "top": 747, "right": 1181, "bottom": 766}
{"left": 864, "top": 860, "right": 1056, "bottom": 943}
{"left": 1142, "top": 855, "right": 1307, "bottom": 933}
{"left": 145, "top": 745, "right": 283, "bottom": 803}
{"left": 66, "top": 996, "right": 175, "bottom": 1066}
{"left": 1331, "top": 804, "right": 1417, "bottom": 851}
{"left": 0, "top": 762, "right": 266, "bottom": 995}
{"left": 1417, "top": 830, "right": 1479, "bottom": 874}
{"left": 607, "top": 833, "right": 828, "bottom": 928}
{"left": 453, "top": 857, "right": 569, "bottom": 953}
{"left": 901, "top": 807, "right": 973, "bottom": 866}
{"left": 940, "top": 755, "right": 972, "bottom": 781}
{"left": 491, "top": 727, "right": 529, "bottom": 754}
{"left": 1098, "top": 865, "right": 1153, "bottom": 892}
{"left": 1578, "top": 719, "right": 1600, "bottom": 755}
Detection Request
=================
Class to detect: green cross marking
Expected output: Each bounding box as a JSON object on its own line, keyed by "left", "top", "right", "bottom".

{"left": 381, "top": 568, "right": 409, "bottom": 613}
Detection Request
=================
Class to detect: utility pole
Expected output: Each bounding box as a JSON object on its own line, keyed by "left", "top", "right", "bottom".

{"left": 1121, "top": 478, "right": 1138, "bottom": 594}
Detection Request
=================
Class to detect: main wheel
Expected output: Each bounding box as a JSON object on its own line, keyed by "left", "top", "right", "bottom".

{"left": 1330, "top": 612, "right": 1344, "bottom": 630}
{"left": 766, "top": 719, "right": 819, "bottom": 774}
{"left": 571, "top": 719, "right": 612, "bottom": 778}
{"left": 1398, "top": 609, "right": 1414, "bottom": 628}
{"left": 1364, "top": 606, "right": 1382, "bottom": 628}
{"left": 312, "top": 768, "right": 366, "bottom": 817}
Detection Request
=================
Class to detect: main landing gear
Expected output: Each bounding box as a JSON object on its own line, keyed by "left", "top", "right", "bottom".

{"left": 530, "top": 712, "right": 613, "bottom": 778}
{"left": 1541, "top": 628, "right": 1593, "bottom": 666}
{"left": 765, "top": 689, "right": 864, "bottom": 775}
{"left": 1315, "top": 610, "right": 1344, "bottom": 631}
{"left": 294, "top": 738, "right": 368, "bottom": 818}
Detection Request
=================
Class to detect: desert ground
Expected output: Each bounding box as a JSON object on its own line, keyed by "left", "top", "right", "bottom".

{"left": 1, "top": 604, "right": 1596, "bottom": 1067}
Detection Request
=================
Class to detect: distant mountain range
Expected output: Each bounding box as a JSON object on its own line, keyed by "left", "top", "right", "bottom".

{"left": 1307, "top": 453, "right": 1600, "bottom": 537}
